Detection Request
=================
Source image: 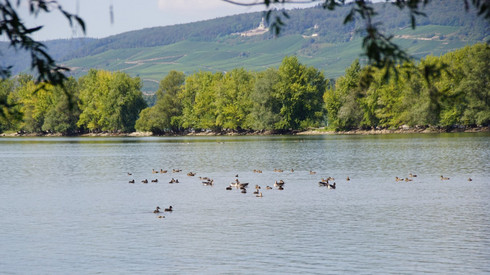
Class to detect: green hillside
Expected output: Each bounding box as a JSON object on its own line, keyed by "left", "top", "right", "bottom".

{"left": 64, "top": 26, "right": 475, "bottom": 92}
{"left": 2, "top": 0, "right": 488, "bottom": 92}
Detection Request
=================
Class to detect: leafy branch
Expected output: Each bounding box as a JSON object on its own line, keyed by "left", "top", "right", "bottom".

{"left": 0, "top": 0, "right": 85, "bottom": 117}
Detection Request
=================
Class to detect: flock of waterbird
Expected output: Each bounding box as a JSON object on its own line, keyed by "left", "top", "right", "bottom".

{"left": 126, "top": 168, "right": 344, "bottom": 218}
{"left": 127, "top": 168, "right": 341, "bottom": 192}
{"left": 394, "top": 173, "right": 472, "bottom": 182}
{"left": 126, "top": 168, "right": 472, "bottom": 219}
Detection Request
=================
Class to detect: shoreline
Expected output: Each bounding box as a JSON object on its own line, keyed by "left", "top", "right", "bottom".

{"left": 1, "top": 126, "right": 489, "bottom": 137}
{"left": 296, "top": 126, "right": 490, "bottom": 135}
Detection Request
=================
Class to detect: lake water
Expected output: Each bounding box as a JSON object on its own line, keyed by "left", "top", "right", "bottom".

{"left": 1, "top": 133, "right": 489, "bottom": 274}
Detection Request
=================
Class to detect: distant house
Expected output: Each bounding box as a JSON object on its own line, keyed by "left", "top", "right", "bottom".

{"left": 238, "top": 18, "right": 269, "bottom": 37}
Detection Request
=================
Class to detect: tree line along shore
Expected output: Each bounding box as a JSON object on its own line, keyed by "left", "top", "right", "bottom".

{"left": 1, "top": 44, "right": 488, "bottom": 136}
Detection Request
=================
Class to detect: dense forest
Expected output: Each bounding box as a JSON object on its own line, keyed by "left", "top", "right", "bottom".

{"left": 0, "top": 44, "right": 488, "bottom": 135}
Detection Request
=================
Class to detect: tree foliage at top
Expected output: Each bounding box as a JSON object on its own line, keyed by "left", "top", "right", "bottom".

{"left": 0, "top": 0, "right": 84, "bottom": 82}
{"left": 0, "top": 0, "right": 85, "bottom": 119}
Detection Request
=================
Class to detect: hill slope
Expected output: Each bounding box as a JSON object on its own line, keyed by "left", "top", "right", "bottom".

{"left": 2, "top": 0, "right": 488, "bottom": 92}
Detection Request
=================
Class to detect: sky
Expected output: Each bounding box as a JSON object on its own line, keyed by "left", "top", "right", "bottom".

{"left": 12, "top": 0, "right": 320, "bottom": 41}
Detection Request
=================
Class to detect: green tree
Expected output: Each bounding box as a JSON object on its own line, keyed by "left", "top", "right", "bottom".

{"left": 369, "top": 68, "right": 400, "bottom": 128}
{"left": 7, "top": 76, "right": 81, "bottom": 134}
{"left": 78, "top": 69, "right": 146, "bottom": 132}
{"left": 135, "top": 70, "right": 185, "bottom": 133}
{"left": 250, "top": 68, "right": 282, "bottom": 130}
{"left": 215, "top": 68, "right": 255, "bottom": 130}
{"left": 275, "top": 56, "right": 326, "bottom": 130}
{"left": 324, "top": 59, "right": 362, "bottom": 129}
{"left": 0, "top": 78, "right": 22, "bottom": 132}
{"left": 442, "top": 44, "right": 490, "bottom": 125}
{"left": 14, "top": 78, "right": 49, "bottom": 132}
{"left": 156, "top": 70, "right": 186, "bottom": 132}
{"left": 179, "top": 71, "right": 219, "bottom": 131}
{"left": 134, "top": 107, "right": 158, "bottom": 133}
{"left": 42, "top": 77, "right": 81, "bottom": 134}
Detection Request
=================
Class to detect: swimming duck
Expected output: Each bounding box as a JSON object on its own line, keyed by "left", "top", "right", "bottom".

{"left": 241, "top": 188, "right": 247, "bottom": 194}
{"left": 405, "top": 177, "right": 412, "bottom": 182}
{"left": 153, "top": 206, "right": 161, "bottom": 213}
{"left": 253, "top": 190, "right": 259, "bottom": 195}
{"left": 129, "top": 179, "right": 135, "bottom": 184}
{"left": 142, "top": 179, "right": 148, "bottom": 184}
{"left": 169, "top": 178, "right": 176, "bottom": 184}
{"left": 239, "top": 182, "right": 249, "bottom": 188}
{"left": 230, "top": 179, "right": 239, "bottom": 187}
{"left": 395, "top": 177, "right": 403, "bottom": 182}
{"left": 164, "top": 206, "right": 173, "bottom": 212}
{"left": 230, "top": 179, "right": 248, "bottom": 188}
{"left": 225, "top": 186, "right": 232, "bottom": 190}
{"left": 468, "top": 177, "right": 472, "bottom": 182}
{"left": 187, "top": 172, "right": 196, "bottom": 176}
{"left": 266, "top": 186, "right": 273, "bottom": 190}
{"left": 127, "top": 172, "right": 132, "bottom": 176}
{"left": 309, "top": 170, "right": 316, "bottom": 175}
{"left": 346, "top": 176, "right": 350, "bottom": 181}
{"left": 256, "top": 192, "right": 263, "bottom": 197}
{"left": 160, "top": 169, "right": 167, "bottom": 173}
{"left": 151, "top": 179, "right": 158, "bottom": 183}
{"left": 172, "top": 169, "right": 181, "bottom": 173}
{"left": 409, "top": 173, "right": 417, "bottom": 178}
{"left": 278, "top": 186, "right": 284, "bottom": 190}
{"left": 202, "top": 179, "right": 214, "bottom": 186}
{"left": 318, "top": 180, "right": 329, "bottom": 187}
{"left": 440, "top": 175, "right": 450, "bottom": 180}
{"left": 274, "top": 180, "right": 285, "bottom": 188}
{"left": 157, "top": 215, "right": 165, "bottom": 219}
{"left": 328, "top": 182, "right": 336, "bottom": 189}
{"left": 152, "top": 169, "right": 159, "bottom": 174}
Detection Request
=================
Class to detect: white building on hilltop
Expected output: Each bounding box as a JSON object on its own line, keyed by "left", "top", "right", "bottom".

{"left": 239, "top": 17, "right": 269, "bottom": 37}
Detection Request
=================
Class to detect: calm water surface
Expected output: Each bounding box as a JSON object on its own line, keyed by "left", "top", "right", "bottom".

{"left": 1, "top": 133, "right": 489, "bottom": 274}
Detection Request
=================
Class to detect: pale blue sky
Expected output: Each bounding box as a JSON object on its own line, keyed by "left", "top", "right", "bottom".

{"left": 14, "top": 0, "right": 320, "bottom": 41}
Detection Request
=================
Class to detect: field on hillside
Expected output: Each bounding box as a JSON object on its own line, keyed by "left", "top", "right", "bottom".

{"left": 64, "top": 25, "right": 472, "bottom": 92}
